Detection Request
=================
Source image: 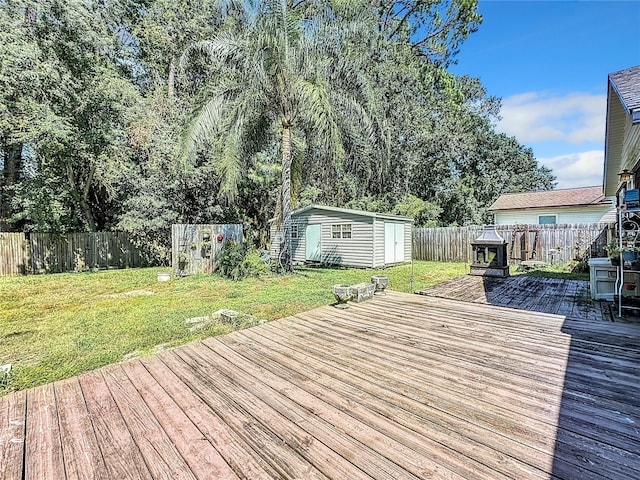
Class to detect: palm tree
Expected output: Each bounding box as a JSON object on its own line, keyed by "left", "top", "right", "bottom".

{"left": 180, "top": 0, "right": 379, "bottom": 271}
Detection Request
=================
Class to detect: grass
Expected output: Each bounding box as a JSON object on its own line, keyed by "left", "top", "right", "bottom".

{"left": 0, "top": 260, "right": 466, "bottom": 394}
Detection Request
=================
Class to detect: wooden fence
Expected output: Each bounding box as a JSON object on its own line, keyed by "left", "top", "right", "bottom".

{"left": 0, "top": 233, "right": 28, "bottom": 276}
{"left": 0, "top": 232, "right": 148, "bottom": 276}
{"left": 413, "top": 223, "right": 612, "bottom": 264}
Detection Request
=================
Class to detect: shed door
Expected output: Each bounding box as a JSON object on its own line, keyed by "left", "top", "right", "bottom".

{"left": 306, "top": 224, "right": 322, "bottom": 261}
{"left": 385, "top": 223, "right": 405, "bottom": 263}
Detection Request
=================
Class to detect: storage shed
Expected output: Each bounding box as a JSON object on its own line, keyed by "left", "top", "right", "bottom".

{"left": 270, "top": 205, "right": 412, "bottom": 268}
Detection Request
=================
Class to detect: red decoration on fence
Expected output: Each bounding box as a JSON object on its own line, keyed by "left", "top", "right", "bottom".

{"left": 216, "top": 234, "right": 224, "bottom": 242}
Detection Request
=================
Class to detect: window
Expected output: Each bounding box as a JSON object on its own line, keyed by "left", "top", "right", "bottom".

{"left": 332, "top": 224, "right": 352, "bottom": 239}
{"left": 290, "top": 225, "right": 298, "bottom": 239}
{"left": 538, "top": 215, "right": 557, "bottom": 225}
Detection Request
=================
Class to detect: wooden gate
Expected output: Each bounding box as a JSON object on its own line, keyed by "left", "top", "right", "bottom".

{"left": 171, "top": 224, "right": 243, "bottom": 276}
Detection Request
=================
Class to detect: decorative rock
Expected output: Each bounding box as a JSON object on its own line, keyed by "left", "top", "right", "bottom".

{"left": 214, "top": 309, "right": 241, "bottom": 324}
{"left": 349, "top": 283, "right": 375, "bottom": 303}
{"left": 185, "top": 316, "right": 211, "bottom": 324}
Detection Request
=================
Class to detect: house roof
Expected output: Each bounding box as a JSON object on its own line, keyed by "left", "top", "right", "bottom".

{"left": 609, "top": 65, "right": 640, "bottom": 123}
{"left": 488, "top": 186, "right": 610, "bottom": 211}
{"left": 292, "top": 204, "right": 412, "bottom": 222}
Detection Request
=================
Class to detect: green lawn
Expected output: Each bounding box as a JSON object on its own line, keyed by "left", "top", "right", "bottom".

{"left": 0, "top": 261, "right": 466, "bottom": 394}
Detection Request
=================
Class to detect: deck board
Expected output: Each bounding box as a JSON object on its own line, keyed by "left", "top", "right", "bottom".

{"left": 78, "top": 370, "right": 152, "bottom": 479}
{"left": 54, "top": 377, "right": 109, "bottom": 480}
{"left": 24, "top": 384, "right": 64, "bottom": 480}
{"left": 120, "top": 360, "right": 240, "bottom": 480}
{"left": 102, "top": 365, "right": 197, "bottom": 480}
{"left": 3, "top": 291, "right": 640, "bottom": 479}
{"left": 0, "top": 390, "right": 25, "bottom": 480}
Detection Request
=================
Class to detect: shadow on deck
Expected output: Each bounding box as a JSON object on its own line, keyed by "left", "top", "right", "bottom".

{"left": 418, "top": 274, "right": 613, "bottom": 322}
{"left": 552, "top": 315, "right": 640, "bottom": 478}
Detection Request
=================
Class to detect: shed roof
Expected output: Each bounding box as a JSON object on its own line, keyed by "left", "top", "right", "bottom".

{"left": 609, "top": 65, "right": 640, "bottom": 122}
{"left": 292, "top": 204, "right": 412, "bottom": 222}
{"left": 488, "top": 186, "right": 610, "bottom": 211}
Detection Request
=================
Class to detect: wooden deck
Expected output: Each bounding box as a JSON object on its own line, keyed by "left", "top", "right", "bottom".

{"left": 2, "top": 292, "right": 640, "bottom": 479}
{"left": 419, "top": 275, "right": 613, "bottom": 322}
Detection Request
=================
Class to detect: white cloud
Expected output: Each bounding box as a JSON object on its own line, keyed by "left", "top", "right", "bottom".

{"left": 498, "top": 92, "right": 606, "bottom": 144}
{"left": 538, "top": 150, "right": 604, "bottom": 189}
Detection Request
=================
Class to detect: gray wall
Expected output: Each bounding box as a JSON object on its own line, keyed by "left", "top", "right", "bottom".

{"left": 292, "top": 210, "right": 376, "bottom": 268}
{"left": 270, "top": 208, "right": 412, "bottom": 268}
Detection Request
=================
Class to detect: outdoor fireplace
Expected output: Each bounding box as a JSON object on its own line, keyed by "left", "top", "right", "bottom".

{"left": 470, "top": 225, "right": 509, "bottom": 277}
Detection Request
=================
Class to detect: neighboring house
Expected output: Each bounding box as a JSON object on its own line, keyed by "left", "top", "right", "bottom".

{"left": 603, "top": 65, "right": 640, "bottom": 197}
{"left": 488, "top": 186, "right": 615, "bottom": 225}
{"left": 269, "top": 205, "right": 412, "bottom": 268}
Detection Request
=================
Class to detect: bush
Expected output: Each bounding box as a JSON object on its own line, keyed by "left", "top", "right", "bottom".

{"left": 219, "top": 241, "right": 268, "bottom": 280}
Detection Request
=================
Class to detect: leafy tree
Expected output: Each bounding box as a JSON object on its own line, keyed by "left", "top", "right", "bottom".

{"left": 0, "top": 0, "right": 44, "bottom": 228}
{"left": 0, "top": 0, "right": 557, "bottom": 247}
{"left": 392, "top": 194, "right": 441, "bottom": 227}
{"left": 1, "top": 0, "right": 142, "bottom": 231}
{"left": 373, "top": 0, "right": 482, "bottom": 64}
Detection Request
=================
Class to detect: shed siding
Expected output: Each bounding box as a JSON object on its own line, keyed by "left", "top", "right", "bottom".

{"left": 404, "top": 221, "right": 413, "bottom": 261}
{"left": 494, "top": 204, "right": 616, "bottom": 225}
{"left": 290, "top": 210, "right": 375, "bottom": 267}
{"left": 270, "top": 207, "right": 412, "bottom": 268}
{"left": 373, "top": 218, "right": 385, "bottom": 267}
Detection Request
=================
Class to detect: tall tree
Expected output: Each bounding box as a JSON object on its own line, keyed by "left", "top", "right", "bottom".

{"left": 2, "top": 0, "right": 141, "bottom": 231}
{"left": 180, "top": 0, "right": 379, "bottom": 271}
{"left": 373, "top": 0, "right": 482, "bottom": 64}
{"left": 0, "top": 0, "right": 41, "bottom": 228}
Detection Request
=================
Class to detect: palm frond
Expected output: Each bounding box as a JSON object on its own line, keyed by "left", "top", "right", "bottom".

{"left": 292, "top": 75, "right": 345, "bottom": 165}
{"left": 178, "top": 33, "right": 242, "bottom": 73}
{"left": 179, "top": 92, "right": 228, "bottom": 163}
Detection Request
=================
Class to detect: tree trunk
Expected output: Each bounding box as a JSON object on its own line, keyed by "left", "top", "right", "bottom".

{"left": 1, "top": 142, "right": 23, "bottom": 228}
{"left": 66, "top": 162, "right": 97, "bottom": 231}
{"left": 281, "top": 123, "right": 293, "bottom": 272}
{"left": 168, "top": 55, "right": 176, "bottom": 101}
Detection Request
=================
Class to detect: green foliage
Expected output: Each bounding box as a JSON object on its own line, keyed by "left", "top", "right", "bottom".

{"left": 218, "top": 241, "right": 268, "bottom": 280}
{"left": 392, "top": 195, "right": 441, "bottom": 227}
{"left": 0, "top": 0, "right": 555, "bottom": 238}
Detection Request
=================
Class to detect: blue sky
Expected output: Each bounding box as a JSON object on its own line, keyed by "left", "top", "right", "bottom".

{"left": 449, "top": 0, "right": 640, "bottom": 190}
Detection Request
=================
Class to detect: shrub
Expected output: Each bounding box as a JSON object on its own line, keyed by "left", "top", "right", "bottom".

{"left": 219, "top": 242, "right": 268, "bottom": 280}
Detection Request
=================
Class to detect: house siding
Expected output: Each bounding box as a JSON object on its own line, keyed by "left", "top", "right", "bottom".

{"left": 605, "top": 77, "right": 640, "bottom": 196}
{"left": 604, "top": 85, "right": 628, "bottom": 196}
{"left": 494, "top": 203, "right": 616, "bottom": 225}
{"left": 624, "top": 118, "right": 640, "bottom": 186}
